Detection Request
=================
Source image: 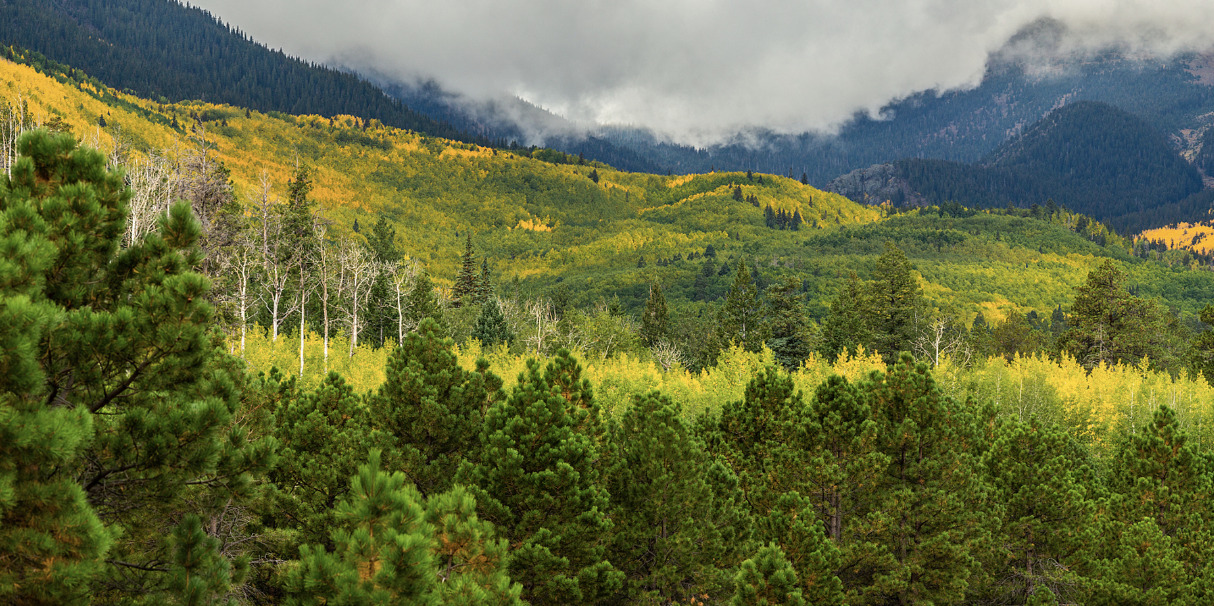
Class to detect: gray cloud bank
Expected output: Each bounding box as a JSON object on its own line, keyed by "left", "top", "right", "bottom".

{"left": 191, "top": 0, "right": 1214, "bottom": 146}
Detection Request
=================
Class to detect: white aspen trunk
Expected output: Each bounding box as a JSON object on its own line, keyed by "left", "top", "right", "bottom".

{"left": 299, "top": 290, "right": 306, "bottom": 378}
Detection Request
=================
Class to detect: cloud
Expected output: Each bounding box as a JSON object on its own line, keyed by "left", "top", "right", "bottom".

{"left": 191, "top": 0, "right": 1214, "bottom": 146}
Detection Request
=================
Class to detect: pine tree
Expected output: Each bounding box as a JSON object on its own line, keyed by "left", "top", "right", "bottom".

{"left": 867, "top": 243, "right": 923, "bottom": 364}
{"left": 406, "top": 268, "right": 445, "bottom": 331}
{"left": 285, "top": 451, "right": 438, "bottom": 606}
{"left": 1104, "top": 406, "right": 1213, "bottom": 579}
{"left": 712, "top": 367, "right": 809, "bottom": 518}
{"left": 731, "top": 544, "right": 806, "bottom": 606}
{"left": 168, "top": 515, "right": 249, "bottom": 606}
{"left": 425, "top": 486, "right": 523, "bottom": 605}
{"left": 802, "top": 375, "right": 888, "bottom": 599}
{"left": 272, "top": 372, "right": 374, "bottom": 547}
{"left": 605, "top": 391, "right": 744, "bottom": 603}
{"left": 369, "top": 318, "right": 501, "bottom": 498}
{"left": 766, "top": 278, "right": 813, "bottom": 370}
{"left": 819, "top": 272, "right": 872, "bottom": 362}
{"left": 640, "top": 281, "right": 669, "bottom": 346}
{"left": 719, "top": 260, "right": 767, "bottom": 352}
{"left": 1060, "top": 259, "right": 1172, "bottom": 370}
{"left": 982, "top": 417, "right": 1096, "bottom": 604}
{"left": 0, "top": 130, "right": 270, "bottom": 601}
{"left": 452, "top": 233, "right": 479, "bottom": 308}
{"left": 459, "top": 353, "right": 623, "bottom": 605}
{"left": 867, "top": 355, "right": 995, "bottom": 604}
{"left": 757, "top": 494, "right": 845, "bottom": 605}
{"left": 474, "top": 259, "right": 494, "bottom": 305}
{"left": 472, "top": 297, "right": 513, "bottom": 348}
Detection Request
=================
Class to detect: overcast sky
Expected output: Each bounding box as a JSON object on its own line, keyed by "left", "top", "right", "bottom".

{"left": 191, "top": 0, "right": 1214, "bottom": 146}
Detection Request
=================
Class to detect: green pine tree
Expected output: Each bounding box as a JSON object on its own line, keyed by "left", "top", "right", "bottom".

{"left": 272, "top": 372, "right": 374, "bottom": 547}
{"left": 0, "top": 130, "right": 271, "bottom": 601}
{"left": 867, "top": 355, "right": 996, "bottom": 604}
{"left": 406, "top": 268, "right": 445, "bottom": 331}
{"left": 731, "top": 543, "right": 806, "bottom": 606}
{"left": 425, "top": 486, "right": 523, "bottom": 605}
{"left": 867, "top": 243, "right": 923, "bottom": 364}
{"left": 640, "top": 281, "right": 669, "bottom": 347}
{"left": 982, "top": 417, "right": 1096, "bottom": 604}
{"left": 604, "top": 391, "right": 745, "bottom": 603}
{"left": 369, "top": 318, "right": 501, "bottom": 498}
{"left": 766, "top": 277, "right": 814, "bottom": 371}
{"left": 168, "top": 515, "right": 249, "bottom": 606}
{"left": 452, "top": 234, "right": 479, "bottom": 308}
{"left": 819, "top": 272, "right": 872, "bottom": 362}
{"left": 471, "top": 297, "right": 514, "bottom": 348}
{"left": 757, "top": 494, "right": 845, "bottom": 605}
{"left": 719, "top": 261, "right": 767, "bottom": 353}
{"left": 285, "top": 450, "right": 438, "bottom": 606}
{"left": 459, "top": 352, "right": 623, "bottom": 605}
{"left": 802, "top": 375, "right": 889, "bottom": 599}
{"left": 1060, "top": 259, "right": 1174, "bottom": 370}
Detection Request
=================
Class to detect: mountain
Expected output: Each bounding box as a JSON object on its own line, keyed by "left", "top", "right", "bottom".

{"left": 0, "top": 0, "right": 476, "bottom": 143}
{"left": 828, "top": 102, "right": 1208, "bottom": 233}
{"left": 384, "top": 41, "right": 1214, "bottom": 186}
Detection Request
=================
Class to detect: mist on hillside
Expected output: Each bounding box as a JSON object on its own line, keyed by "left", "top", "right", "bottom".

{"left": 192, "top": 1, "right": 1214, "bottom": 146}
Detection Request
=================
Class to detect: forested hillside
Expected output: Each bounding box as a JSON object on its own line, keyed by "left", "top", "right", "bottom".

{"left": 10, "top": 49, "right": 1214, "bottom": 606}
{"left": 0, "top": 0, "right": 477, "bottom": 143}
{"left": 832, "top": 102, "right": 1210, "bottom": 233}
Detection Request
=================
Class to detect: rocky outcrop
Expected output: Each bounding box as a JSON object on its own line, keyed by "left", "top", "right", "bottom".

{"left": 825, "top": 163, "right": 926, "bottom": 207}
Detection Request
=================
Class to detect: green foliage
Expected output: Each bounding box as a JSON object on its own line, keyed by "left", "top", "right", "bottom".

{"left": 458, "top": 352, "right": 622, "bottom": 605}
{"left": 766, "top": 278, "right": 814, "bottom": 370}
{"left": 168, "top": 514, "right": 248, "bottom": 606}
{"left": 604, "top": 391, "right": 743, "bottom": 603}
{"left": 719, "top": 261, "right": 767, "bottom": 353}
{"left": 867, "top": 355, "right": 996, "bottom": 604}
{"left": 471, "top": 297, "right": 513, "bottom": 348}
{"left": 819, "top": 272, "right": 871, "bottom": 363}
{"left": 639, "top": 281, "right": 669, "bottom": 346}
{"left": 272, "top": 372, "right": 372, "bottom": 547}
{"left": 452, "top": 234, "right": 480, "bottom": 308}
{"left": 0, "top": 129, "right": 271, "bottom": 602}
{"left": 1060, "top": 259, "right": 1177, "bottom": 371}
{"left": 369, "top": 318, "right": 500, "bottom": 497}
{"left": 867, "top": 243, "right": 923, "bottom": 364}
{"left": 982, "top": 417, "right": 1095, "bottom": 604}
{"left": 731, "top": 543, "right": 806, "bottom": 606}
{"left": 285, "top": 450, "right": 437, "bottom": 606}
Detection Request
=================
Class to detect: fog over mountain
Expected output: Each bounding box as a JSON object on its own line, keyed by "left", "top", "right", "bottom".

{"left": 190, "top": 0, "right": 1214, "bottom": 146}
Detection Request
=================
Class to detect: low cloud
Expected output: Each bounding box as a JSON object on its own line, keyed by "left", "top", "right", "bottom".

{"left": 193, "top": 0, "right": 1214, "bottom": 146}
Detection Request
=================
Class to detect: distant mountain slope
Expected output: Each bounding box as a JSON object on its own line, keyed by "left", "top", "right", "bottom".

{"left": 830, "top": 102, "right": 1207, "bottom": 233}
{"left": 387, "top": 47, "right": 1214, "bottom": 185}
{"left": 0, "top": 0, "right": 475, "bottom": 142}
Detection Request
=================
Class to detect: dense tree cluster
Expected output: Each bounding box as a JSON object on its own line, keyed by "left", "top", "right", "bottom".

{"left": 0, "top": 0, "right": 479, "bottom": 143}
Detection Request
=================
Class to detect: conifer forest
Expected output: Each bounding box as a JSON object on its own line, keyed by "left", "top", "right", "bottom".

{"left": 7, "top": 1, "right": 1214, "bottom": 605}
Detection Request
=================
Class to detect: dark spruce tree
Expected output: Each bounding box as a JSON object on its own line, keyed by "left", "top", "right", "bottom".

{"left": 718, "top": 260, "right": 767, "bottom": 353}
{"left": 766, "top": 277, "right": 814, "bottom": 371}
{"left": 819, "top": 272, "right": 872, "bottom": 363}
{"left": 640, "top": 281, "right": 669, "bottom": 346}
{"left": 867, "top": 243, "right": 923, "bottom": 364}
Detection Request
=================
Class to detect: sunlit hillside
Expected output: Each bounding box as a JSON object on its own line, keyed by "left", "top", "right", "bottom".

{"left": 1139, "top": 221, "right": 1214, "bottom": 254}
{"left": 7, "top": 53, "right": 1214, "bottom": 321}
{"left": 0, "top": 54, "right": 875, "bottom": 277}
